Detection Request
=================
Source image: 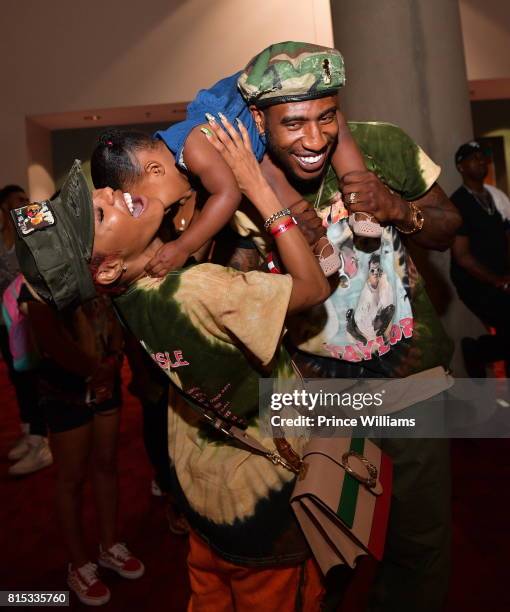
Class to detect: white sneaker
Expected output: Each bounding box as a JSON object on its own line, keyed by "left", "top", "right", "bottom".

{"left": 7, "top": 434, "right": 30, "bottom": 461}
{"left": 8, "top": 436, "right": 53, "bottom": 476}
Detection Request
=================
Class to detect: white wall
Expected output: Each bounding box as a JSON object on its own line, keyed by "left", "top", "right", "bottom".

{"left": 0, "top": 0, "right": 333, "bottom": 194}
{"left": 5, "top": 0, "right": 510, "bottom": 194}
{"left": 459, "top": 0, "right": 510, "bottom": 80}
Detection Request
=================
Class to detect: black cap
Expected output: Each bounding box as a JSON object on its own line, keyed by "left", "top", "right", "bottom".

{"left": 455, "top": 141, "right": 482, "bottom": 165}
{"left": 12, "top": 160, "right": 96, "bottom": 310}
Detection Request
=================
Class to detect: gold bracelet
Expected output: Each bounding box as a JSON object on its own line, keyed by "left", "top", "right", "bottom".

{"left": 394, "top": 201, "right": 424, "bottom": 234}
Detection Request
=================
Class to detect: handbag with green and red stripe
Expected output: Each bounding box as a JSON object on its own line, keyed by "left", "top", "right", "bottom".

{"left": 291, "top": 436, "right": 392, "bottom": 574}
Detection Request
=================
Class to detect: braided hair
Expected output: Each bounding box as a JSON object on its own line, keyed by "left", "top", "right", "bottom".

{"left": 90, "top": 128, "right": 159, "bottom": 190}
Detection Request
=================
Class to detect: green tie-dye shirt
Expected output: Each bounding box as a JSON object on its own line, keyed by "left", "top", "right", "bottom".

{"left": 114, "top": 264, "right": 309, "bottom": 565}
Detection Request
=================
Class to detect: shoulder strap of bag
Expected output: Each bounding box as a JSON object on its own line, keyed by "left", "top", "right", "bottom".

{"left": 177, "top": 384, "right": 301, "bottom": 474}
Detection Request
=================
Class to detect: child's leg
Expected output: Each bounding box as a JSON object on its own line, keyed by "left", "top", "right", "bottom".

{"left": 312, "top": 235, "right": 340, "bottom": 276}
{"left": 278, "top": 195, "right": 341, "bottom": 278}
{"left": 313, "top": 235, "right": 341, "bottom": 277}
{"left": 50, "top": 421, "right": 94, "bottom": 567}
{"left": 91, "top": 407, "right": 121, "bottom": 551}
{"left": 267, "top": 233, "right": 341, "bottom": 278}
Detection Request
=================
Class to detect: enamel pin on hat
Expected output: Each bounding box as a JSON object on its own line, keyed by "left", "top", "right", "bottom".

{"left": 12, "top": 201, "right": 55, "bottom": 236}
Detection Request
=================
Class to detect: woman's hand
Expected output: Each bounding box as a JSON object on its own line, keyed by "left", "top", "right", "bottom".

{"left": 203, "top": 113, "right": 330, "bottom": 313}
{"left": 202, "top": 114, "right": 266, "bottom": 201}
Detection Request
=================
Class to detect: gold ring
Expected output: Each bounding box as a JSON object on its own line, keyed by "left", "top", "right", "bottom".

{"left": 348, "top": 192, "right": 358, "bottom": 205}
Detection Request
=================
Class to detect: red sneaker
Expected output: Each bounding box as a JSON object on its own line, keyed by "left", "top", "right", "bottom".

{"left": 67, "top": 562, "right": 110, "bottom": 606}
{"left": 98, "top": 543, "right": 145, "bottom": 579}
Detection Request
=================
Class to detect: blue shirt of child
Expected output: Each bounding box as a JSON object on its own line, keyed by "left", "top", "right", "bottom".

{"left": 155, "top": 72, "right": 266, "bottom": 169}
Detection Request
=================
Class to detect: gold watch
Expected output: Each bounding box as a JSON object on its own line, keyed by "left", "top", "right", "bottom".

{"left": 395, "top": 201, "right": 424, "bottom": 234}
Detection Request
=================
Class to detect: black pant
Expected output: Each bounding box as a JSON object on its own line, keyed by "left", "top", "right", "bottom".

{"left": 0, "top": 324, "right": 45, "bottom": 436}
{"left": 459, "top": 284, "right": 510, "bottom": 367}
{"left": 291, "top": 348, "right": 451, "bottom": 612}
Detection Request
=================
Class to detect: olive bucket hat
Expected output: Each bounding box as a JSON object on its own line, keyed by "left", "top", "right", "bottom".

{"left": 12, "top": 160, "right": 96, "bottom": 310}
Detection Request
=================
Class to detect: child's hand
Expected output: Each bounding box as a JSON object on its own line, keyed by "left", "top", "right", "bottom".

{"left": 145, "top": 241, "right": 191, "bottom": 277}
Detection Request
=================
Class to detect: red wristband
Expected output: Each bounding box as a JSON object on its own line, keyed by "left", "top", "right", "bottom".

{"left": 270, "top": 216, "right": 297, "bottom": 237}
{"left": 266, "top": 252, "right": 282, "bottom": 274}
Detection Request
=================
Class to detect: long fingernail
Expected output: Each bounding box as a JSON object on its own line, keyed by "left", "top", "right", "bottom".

{"left": 205, "top": 112, "right": 216, "bottom": 122}
{"left": 218, "top": 112, "right": 227, "bottom": 122}
{"left": 200, "top": 127, "right": 212, "bottom": 136}
{"left": 235, "top": 118, "right": 243, "bottom": 127}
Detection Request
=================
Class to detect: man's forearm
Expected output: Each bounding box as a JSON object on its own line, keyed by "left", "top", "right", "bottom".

{"left": 455, "top": 252, "right": 502, "bottom": 286}
{"left": 343, "top": 173, "right": 462, "bottom": 252}
{"left": 399, "top": 184, "right": 461, "bottom": 251}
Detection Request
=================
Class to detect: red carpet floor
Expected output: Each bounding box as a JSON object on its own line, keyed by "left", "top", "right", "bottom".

{"left": 1, "top": 357, "right": 509, "bottom": 611}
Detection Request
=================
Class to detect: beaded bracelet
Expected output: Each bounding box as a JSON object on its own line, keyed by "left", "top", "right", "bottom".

{"left": 263, "top": 208, "right": 291, "bottom": 231}
{"left": 270, "top": 216, "right": 297, "bottom": 237}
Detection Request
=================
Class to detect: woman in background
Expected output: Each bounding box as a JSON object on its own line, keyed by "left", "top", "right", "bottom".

{"left": 24, "top": 291, "right": 144, "bottom": 607}
{"left": 0, "top": 184, "right": 51, "bottom": 475}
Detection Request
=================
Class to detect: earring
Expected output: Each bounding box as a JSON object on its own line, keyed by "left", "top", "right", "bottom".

{"left": 122, "top": 265, "right": 127, "bottom": 273}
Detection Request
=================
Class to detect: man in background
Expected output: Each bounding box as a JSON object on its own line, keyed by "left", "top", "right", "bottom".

{"left": 450, "top": 140, "right": 510, "bottom": 377}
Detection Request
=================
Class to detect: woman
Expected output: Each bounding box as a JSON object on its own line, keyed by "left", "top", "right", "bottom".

{"left": 0, "top": 184, "right": 51, "bottom": 475}
{"left": 16, "top": 117, "right": 330, "bottom": 611}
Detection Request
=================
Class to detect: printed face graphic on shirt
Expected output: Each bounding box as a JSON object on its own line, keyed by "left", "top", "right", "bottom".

{"left": 368, "top": 258, "right": 383, "bottom": 289}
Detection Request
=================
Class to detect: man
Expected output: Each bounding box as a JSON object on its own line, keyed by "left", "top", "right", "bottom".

{"left": 450, "top": 140, "right": 510, "bottom": 377}
{"left": 227, "top": 42, "right": 460, "bottom": 612}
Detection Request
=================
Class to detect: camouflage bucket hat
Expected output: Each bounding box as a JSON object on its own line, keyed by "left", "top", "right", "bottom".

{"left": 238, "top": 41, "right": 345, "bottom": 108}
{"left": 12, "top": 160, "right": 96, "bottom": 310}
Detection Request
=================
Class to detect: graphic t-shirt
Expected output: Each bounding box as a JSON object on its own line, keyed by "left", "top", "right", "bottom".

{"left": 114, "top": 264, "right": 310, "bottom": 565}
{"left": 286, "top": 122, "right": 453, "bottom": 378}
{"left": 155, "top": 71, "right": 265, "bottom": 169}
